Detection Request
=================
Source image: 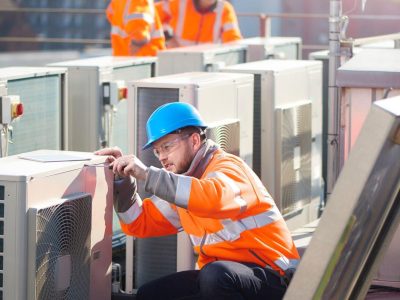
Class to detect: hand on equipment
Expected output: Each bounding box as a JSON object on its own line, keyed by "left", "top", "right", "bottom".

{"left": 109, "top": 154, "right": 148, "bottom": 181}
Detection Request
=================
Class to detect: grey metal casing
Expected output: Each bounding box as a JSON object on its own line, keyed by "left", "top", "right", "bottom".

{"left": 0, "top": 67, "right": 68, "bottom": 156}
{"left": 49, "top": 56, "right": 157, "bottom": 153}
{"left": 221, "top": 60, "right": 323, "bottom": 230}
{"left": 0, "top": 150, "right": 114, "bottom": 300}
{"left": 157, "top": 43, "right": 247, "bottom": 75}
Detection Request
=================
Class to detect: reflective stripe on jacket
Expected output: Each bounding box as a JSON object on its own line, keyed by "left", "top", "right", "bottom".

{"left": 106, "top": 0, "right": 165, "bottom": 56}
{"left": 155, "top": 0, "right": 242, "bottom": 46}
{"left": 118, "top": 140, "right": 299, "bottom": 275}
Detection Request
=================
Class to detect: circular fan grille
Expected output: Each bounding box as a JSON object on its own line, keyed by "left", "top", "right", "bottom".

{"left": 34, "top": 194, "right": 92, "bottom": 300}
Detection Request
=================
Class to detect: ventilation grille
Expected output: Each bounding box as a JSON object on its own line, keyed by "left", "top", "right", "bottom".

{"left": 276, "top": 102, "right": 312, "bottom": 215}
{"left": 252, "top": 74, "right": 262, "bottom": 176}
{"left": 110, "top": 64, "right": 154, "bottom": 154}
{"left": 28, "top": 193, "right": 92, "bottom": 300}
{"left": 7, "top": 75, "right": 62, "bottom": 155}
{"left": 135, "top": 87, "right": 180, "bottom": 287}
{"left": 206, "top": 119, "right": 240, "bottom": 156}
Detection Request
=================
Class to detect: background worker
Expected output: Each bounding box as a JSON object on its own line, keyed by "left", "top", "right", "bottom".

{"left": 96, "top": 102, "right": 299, "bottom": 300}
{"left": 106, "top": 0, "right": 166, "bottom": 56}
{"left": 155, "top": 0, "right": 242, "bottom": 48}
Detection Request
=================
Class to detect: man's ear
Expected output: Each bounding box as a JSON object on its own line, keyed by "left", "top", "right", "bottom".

{"left": 192, "top": 133, "right": 202, "bottom": 150}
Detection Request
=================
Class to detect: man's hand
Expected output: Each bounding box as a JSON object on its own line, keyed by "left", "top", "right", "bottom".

{"left": 110, "top": 154, "right": 148, "bottom": 181}
{"left": 94, "top": 147, "right": 123, "bottom": 164}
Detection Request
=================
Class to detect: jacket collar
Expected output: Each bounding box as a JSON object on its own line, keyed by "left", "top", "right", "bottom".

{"left": 184, "top": 139, "right": 219, "bottom": 178}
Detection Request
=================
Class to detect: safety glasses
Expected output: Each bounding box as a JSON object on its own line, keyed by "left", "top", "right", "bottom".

{"left": 153, "top": 134, "right": 191, "bottom": 159}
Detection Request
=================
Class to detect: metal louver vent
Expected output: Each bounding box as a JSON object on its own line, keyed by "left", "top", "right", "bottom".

{"left": 27, "top": 193, "right": 92, "bottom": 300}
{"left": 276, "top": 101, "right": 312, "bottom": 215}
{"left": 206, "top": 119, "right": 240, "bottom": 156}
{"left": 7, "top": 75, "right": 62, "bottom": 155}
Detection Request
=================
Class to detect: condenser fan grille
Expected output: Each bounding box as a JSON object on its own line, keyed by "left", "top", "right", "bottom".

{"left": 206, "top": 119, "right": 240, "bottom": 156}
{"left": 28, "top": 193, "right": 92, "bottom": 300}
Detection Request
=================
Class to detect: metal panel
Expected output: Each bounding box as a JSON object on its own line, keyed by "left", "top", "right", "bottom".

{"left": 275, "top": 101, "right": 312, "bottom": 215}
{"left": 206, "top": 119, "right": 240, "bottom": 156}
{"left": 7, "top": 75, "right": 63, "bottom": 155}
{"left": 284, "top": 97, "right": 400, "bottom": 300}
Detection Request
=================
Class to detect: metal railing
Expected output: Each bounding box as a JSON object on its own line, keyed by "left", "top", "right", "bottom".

{"left": 1, "top": 6, "right": 400, "bottom": 49}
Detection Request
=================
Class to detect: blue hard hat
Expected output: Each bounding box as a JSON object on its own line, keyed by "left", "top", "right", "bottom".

{"left": 142, "top": 102, "right": 207, "bottom": 150}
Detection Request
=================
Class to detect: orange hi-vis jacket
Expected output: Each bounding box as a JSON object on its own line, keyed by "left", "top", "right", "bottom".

{"left": 117, "top": 140, "right": 300, "bottom": 275}
{"left": 106, "top": 0, "right": 165, "bottom": 56}
{"left": 155, "top": 0, "right": 242, "bottom": 46}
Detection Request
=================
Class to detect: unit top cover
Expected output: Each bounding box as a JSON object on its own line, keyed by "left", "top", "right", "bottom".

{"left": 336, "top": 49, "right": 400, "bottom": 88}
{"left": 158, "top": 43, "right": 247, "bottom": 54}
{"left": 0, "top": 150, "right": 107, "bottom": 181}
{"left": 48, "top": 55, "right": 157, "bottom": 68}
{"left": 132, "top": 71, "right": 253, "bottom": 86}
{"left": 0, "top": 66, "right": 67, "bottom": 81}
{"left": 235, "top": 36, "right": 301, "bottom": 46}
{"left": 221, "top": 59, "right": 321, "bottom": 73}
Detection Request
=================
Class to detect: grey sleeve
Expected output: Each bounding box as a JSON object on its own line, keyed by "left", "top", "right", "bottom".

{"left": 113, "top": 176, "right": 138, "bottom": 213}
{"left": 144, "top": 166, "right": 180, "bottom": 204}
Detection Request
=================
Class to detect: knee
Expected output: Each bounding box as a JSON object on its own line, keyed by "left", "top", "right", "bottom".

{"left": 198, "top": 261, "right": 237, "bottom": 292}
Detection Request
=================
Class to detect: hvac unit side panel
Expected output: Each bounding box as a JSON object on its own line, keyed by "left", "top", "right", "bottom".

{"left": 1, "top": 181, "right": 27, "bottom": 300}
{"left": 85, "top": 165, "right": 113, "bottom": 300}
{"left": 260, "top": 74, "right": 277, "bottom": 199}
{"left": 274, "top": 69, "right": 308, "bottom": 107}
{"left": 195, "top": 86, "right": 236, "bottom": 123}
{"left": 235, "top": 81, "right": 254, "bottom": 168}
{"left": 7, "top": 75, "right": 63, "bottom": 155}
{"left": 307, "top": 65, "right": 323, "bottom": 210}
{"left": 67, "top": 68, "right": 100, "bottom": 152}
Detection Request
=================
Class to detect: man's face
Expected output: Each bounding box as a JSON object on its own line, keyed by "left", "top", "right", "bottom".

{"left": 152, "top": 132, "right": 197, "bottom": 174}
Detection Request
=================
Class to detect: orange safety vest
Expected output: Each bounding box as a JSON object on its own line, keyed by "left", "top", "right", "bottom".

{"left": 155, "top": 0, "right": 242, "bottom": 47}
{"left": 118, "top": 141, "right": 300, "bottom": 275}
{"left": 106, "top": 0, "right": 166, "bottom": 56}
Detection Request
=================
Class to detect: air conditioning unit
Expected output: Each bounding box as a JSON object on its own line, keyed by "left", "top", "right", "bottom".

{"left": 234, "top": 37, "right": 302, "bottom": 62}
{"left": 0, "top": 67, "right": 67, "bottom": 157}
{"left": 221, "top": 60, "right": 323, "bottom": 230}
{"left": 127, "top": 72, "right": 253, "bottom": 287}
{"left": 0, "top": 149, "right": 113, "bottom": 300}
{"left": 49, "top": 56, "right": 157, "bottom": 154}
{"left": 336, "top": 49, "right": 400, "bottom": 163}
{"left": 157, "top": 43, "right": 247, "bottom": 75}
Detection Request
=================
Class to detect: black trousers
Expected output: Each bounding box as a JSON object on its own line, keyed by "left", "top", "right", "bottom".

{"left": 136, "top": 260, "right": 287, "bottom": 300}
